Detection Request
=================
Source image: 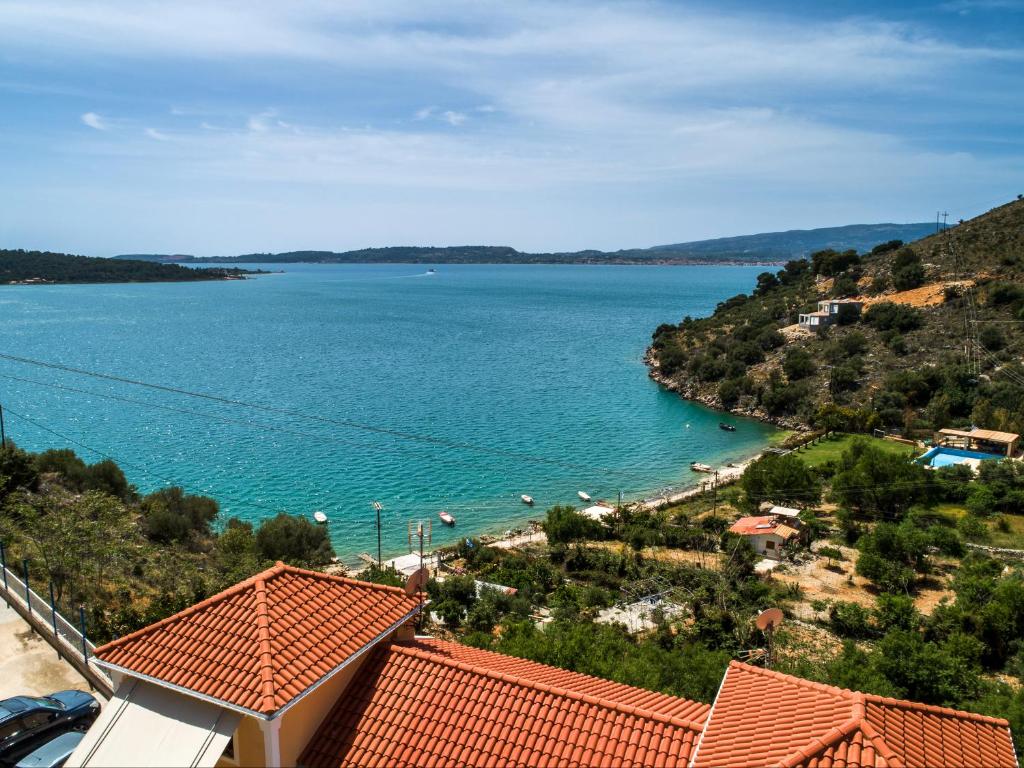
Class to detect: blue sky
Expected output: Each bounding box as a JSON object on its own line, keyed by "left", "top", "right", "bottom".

{"left": 1, "top": 0, "right": 1022, "bottom": 255}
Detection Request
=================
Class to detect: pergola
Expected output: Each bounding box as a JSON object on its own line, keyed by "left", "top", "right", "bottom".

{"left": 938, "top": 428, "right": 1020, "bottom": 458}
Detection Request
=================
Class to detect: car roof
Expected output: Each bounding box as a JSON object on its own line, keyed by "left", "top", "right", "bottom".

{"left": 15, "top": 731, "right": 85, "bottom": 767}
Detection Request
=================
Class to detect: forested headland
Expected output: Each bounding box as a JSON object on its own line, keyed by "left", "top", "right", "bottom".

{"left": 647, "top": 197, "right": 1024, "bottom": 436}
{"left": 1, "top": 249, "right": 258, "bottom": 284}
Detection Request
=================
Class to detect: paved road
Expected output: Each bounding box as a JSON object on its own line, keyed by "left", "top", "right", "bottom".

{"left": 0, "top": 600, "right": 92, "bottom": 699}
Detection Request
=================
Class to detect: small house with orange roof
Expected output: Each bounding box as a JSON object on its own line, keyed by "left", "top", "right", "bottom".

{"left": 728, "top": 515, "right": 801, "bottom": 559}
{"left": 65, "top": 564, "right": 1017, "bottom": 767}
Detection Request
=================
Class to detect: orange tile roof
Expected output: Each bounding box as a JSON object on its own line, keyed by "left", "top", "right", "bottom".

{"left": 300, "top": 639, "right": 709, "bottom": 767}
{"left": 729, "top": 515, "right": 799, "bottom": 539}
{"left": 94, "top": 563, "right": 422, "bottom": 715}
{"left": 691, "top": 662, "right": 1017, "bottom": 768}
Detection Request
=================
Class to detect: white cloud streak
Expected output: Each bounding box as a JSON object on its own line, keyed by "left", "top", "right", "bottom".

{"left": 80, "top": 111, "right": 107, "bottom": 130}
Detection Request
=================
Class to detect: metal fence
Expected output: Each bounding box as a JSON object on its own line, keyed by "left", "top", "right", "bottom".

{"left": 0, "top": 549, "right": 112, "bottom": 694}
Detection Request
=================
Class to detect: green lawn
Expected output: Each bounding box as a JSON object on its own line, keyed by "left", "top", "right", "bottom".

{"left": 934, "top": 503, "right": 1024, "bottom": 550}
{"left": 791, "top": 433, "right": 917, "bottom": 468}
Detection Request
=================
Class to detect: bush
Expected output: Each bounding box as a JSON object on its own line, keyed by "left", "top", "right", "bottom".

{"left": 864, "top": 302, "right": 923, "bottom": 333}
{"left": 0, "top": 443, "right": 39, "bottom": 499}
{"left": 783, "top": 348, "right": 816, "bottom": 381}
{"left": 141, "top": 487, "right": 219, "bottom": 544}
{"left": 740, "top": 452, "right": 822, "bottom": 509}
{"left": 891, "top": 248, "right": 925, "bottom": 291}
{"left": 979, "top": 325, "right": 1006, "bottom": 352}
{"left": 255, "top": 512, "right": 335, "bottom": 566}
{"left": 812, "top": 249, "right": 860, "bottom": 277}
{"left": 543, "top": 505, "right": 604, "bottom": 545}
{"left": 829, "top": 601, "right": 874, "bottom": 639}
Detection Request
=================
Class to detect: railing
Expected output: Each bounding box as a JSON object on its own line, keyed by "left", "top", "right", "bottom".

{"left": 0, "top": 547, "right": 113, "bottom": 697}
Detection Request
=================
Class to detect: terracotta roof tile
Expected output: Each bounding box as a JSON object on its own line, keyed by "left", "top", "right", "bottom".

{"left": 691, "top": 662, "right": 1017, "bottom": 768}
{"left": 94, "top": 562, "right": 421, "bottom": 715}
{"left": 300, "top": 639, "right": 708, "bottom": 767}
{"left": 729, "top": 515, "right": 800, "bottom": 539}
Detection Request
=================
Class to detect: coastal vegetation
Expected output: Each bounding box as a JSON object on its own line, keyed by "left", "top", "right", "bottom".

{"left": 647, "top": 198, "right": 1024, "bottom": 436}
{"left": 0, "top": 441, "right": 335, "bottom": 642}
{"left": 0, "top": 249, "right": 255, "bottom": 284}
{"left": 419, "top": 436, "right": 1024, "bottom": 757}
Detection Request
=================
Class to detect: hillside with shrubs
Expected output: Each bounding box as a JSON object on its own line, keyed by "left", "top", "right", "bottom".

{"left": 647, "top": 197, "right": 1024, "bottom": 437}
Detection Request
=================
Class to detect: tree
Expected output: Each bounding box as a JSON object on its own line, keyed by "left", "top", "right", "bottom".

{"left": 4, "top": 490, "right": 137, "bottom": 603}
{"left": 255, "top": 512, "right": 335, "bottom": 566}
{"left": 140, "top": 487, "right": 219, "bottom": 544}
{"left": 818, "top": 545, "right": 843, "bottom": 569}
{"left": 830, "top": 441, "right": 935, "bottom": 519}
{"left": 740, "top": 453, "right": 821, "bottom": 510}
{"left": 212, "top": 518, "right": 264, "bottom": 586}
{"left": 891, "top": 248, "right": 925, "bottom": 291}
{"left": 0, "top": 443, "right": 38, "bottom": 501}
{"left": 543, "top": 505, "right": 603, "bottom": 545}
{"left": 783, "top": 348, "right": 816, "bottom": 381}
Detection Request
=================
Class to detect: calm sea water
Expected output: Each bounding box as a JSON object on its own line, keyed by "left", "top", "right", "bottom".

{"left": 0, "top": 264, "right": 777, "bottom": 561}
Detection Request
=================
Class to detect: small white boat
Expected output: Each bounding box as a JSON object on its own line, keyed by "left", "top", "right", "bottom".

{"left": 313, "top": 510, "right": 328, "bottom": 524}
{"left": 521, "top": 494, "right": 534, "bottom": 505}
{"left": 578, "top": 491, "right": 591, "bottom": 502}
{"left": 690, "top": 462, "right": 713, "bottom": 473}
{"left": 439, "top": 510, "right": 456, "bottom": 526}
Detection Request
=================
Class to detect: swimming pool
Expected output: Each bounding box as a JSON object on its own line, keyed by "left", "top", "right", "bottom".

{"left": 915, "top": 446, "right": 1005, "bottom": 469}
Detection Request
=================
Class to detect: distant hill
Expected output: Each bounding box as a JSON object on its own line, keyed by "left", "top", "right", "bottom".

{"left": 647, "top": 197, "right": 1024, "bottom": 434}
{"left": 114, "top": 222, "right": 936, "bottom": 265}
{"left": 0, "top": 249, "right": 256, "bottom": 285}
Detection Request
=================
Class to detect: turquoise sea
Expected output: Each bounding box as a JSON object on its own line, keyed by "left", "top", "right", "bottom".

{"left": 0, "top": 264, "right": 778, "bottom": 562}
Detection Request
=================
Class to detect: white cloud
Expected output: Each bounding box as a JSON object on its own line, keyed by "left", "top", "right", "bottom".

{"left": 442, "top": 110, "right": 467, "bottom": 126}
{"left": 145, "top": 127, "right": 169, "bottom": 141}
{"left": 80, "top": 111, "right": 107, "bottom": 130}
{"left": 414, "top": 106, "right": 435, "bottom": 121}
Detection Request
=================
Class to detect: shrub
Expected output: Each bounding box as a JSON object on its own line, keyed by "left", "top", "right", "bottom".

{"left": 864, "top": 302, "right": 923, "bottom": 332}
{"left": 544, "top": 505, "right": 604, "bottom": 545}
{"left": 783, "top": 348, "right": 816, "bottom": 381}
{"left": 255, "top": 512, "right": 335, "bottom": 566}
{"left": 141, "top": 487, "right": 219, "bottom": 544}
{"left": 891, "top": 248, "right": 925, "bottom": 291}
{"left": 829, "top": 601, "right": 874, "bottom": 639}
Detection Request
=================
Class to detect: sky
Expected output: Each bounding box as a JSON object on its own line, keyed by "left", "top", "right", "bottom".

{"left": 1, "top": 0, "right": 1022, "bottom": 255}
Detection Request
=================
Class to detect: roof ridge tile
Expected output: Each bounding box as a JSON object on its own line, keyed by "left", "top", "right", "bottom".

{"left": 862, "top": 692, "right": 1012, "bottom": 726}
{"left": 727, "top": 660, "right": 858, "bottom": 702}
{"left": 252, "top": 577, "right": 278, "bottom": 713}
{"left": 390, "top": 643, "right": 705, "bottom": 734}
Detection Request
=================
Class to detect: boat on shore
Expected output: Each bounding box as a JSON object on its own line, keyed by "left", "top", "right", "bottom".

{"left": 578, "top": 491, "right": 591, "bottom": 502}
{"left": 313, "top": 510, "right": 328, "bottom": 524}
{"left": 690, "top": 462, "right": 713, "bottom": 473}
{"left": 719, "top": 422, "right": 737, "bottom": 432}
{"left": 439, "top": 510, "right": 456, "bottom": 526}
{"left": 521, "top": 494, "right": 534, "bottom": 505}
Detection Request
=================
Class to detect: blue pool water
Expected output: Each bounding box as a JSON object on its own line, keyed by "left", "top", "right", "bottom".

{"left": 916, "top": 446, "right": 1005, "bottom": 468}
{"left": 0, "top": 264, "right": 778, "bottom": 560}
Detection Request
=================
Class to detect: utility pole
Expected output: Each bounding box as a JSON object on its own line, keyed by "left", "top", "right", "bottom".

{"left": 941, "top": 211, "right": 949, "bottom": 231}
{"left": 712, "top": 471, "right": 719, "bottom": 519}
{"left": 0, "top": 402, "right": 6, "bottom": 449}
{"left": 372, "top": 501, "right": 383, "bottom": 565}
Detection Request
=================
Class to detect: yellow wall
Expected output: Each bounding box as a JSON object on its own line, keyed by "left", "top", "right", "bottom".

{"left": 277, "top": 651, "right": 370, "bottom": 766}
{"left": 204, "top": 616, "right": 418, "bottom": 766}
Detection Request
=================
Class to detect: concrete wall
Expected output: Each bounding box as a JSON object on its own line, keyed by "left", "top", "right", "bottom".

{"left": 745, "top": 533, "right": 785, "bottom": 559}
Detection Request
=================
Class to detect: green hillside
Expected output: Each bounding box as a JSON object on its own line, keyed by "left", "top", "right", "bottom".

{"left": 114, "top": 222, "right": 935, "bottom": 265}
{"left": 648, "top": 197, "right": 1024, "bottom": 437}
{"left": 0, "top": 249, "right": 255, "bottom": 284}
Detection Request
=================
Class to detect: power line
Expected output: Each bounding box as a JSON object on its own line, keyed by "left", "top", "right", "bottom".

{"left": 0, "top": 405, "right": 283, "bottom": 516}
{"left": 0, "top": 351, "right": 655, "bottom": 481}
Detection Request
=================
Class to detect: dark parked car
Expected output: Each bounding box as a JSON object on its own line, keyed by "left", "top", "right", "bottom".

{"left": 14, "top": 732, "right": 84, "bottom": 768}
{"left": 0, "top": 692, "right": 98, "bottom": 766}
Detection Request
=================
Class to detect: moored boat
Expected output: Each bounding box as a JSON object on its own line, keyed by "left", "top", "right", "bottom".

{"left": 690, "top": 462, "right": 713, "bottom": 473}
{"left": 521, "top": 494, "right": 534, "bottom": 505}
{"left": 719, "top": 422, "right": 737, "bottom": 432}
{"left": 578, "top": 491, "right": 591, "bottom": 502}
{"left": 439, "top": 510, "right": 456, "bottom": 526}
{"left": 313, "top": 510, "right": 328, "bottom": 524}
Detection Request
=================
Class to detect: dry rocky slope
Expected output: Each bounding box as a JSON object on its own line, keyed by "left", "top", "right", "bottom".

{"left": 647, "top": 197, "right": 1024, "bottom": 434}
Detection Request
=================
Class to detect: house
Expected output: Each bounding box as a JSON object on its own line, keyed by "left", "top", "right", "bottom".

{"left": 798, "top": 298, "right": 863, "bottom": 331}
{"left": 728, "top": 515, "right": 800, "bottom": 559}
{"left": 67, "top": 563, "right": 1017, "bottom": 767}
{"left": 692, "top": 661, "right": 1016, "bottom": 768}
{"left": 758, "top": 503, "right": 802, "bottom": 520}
